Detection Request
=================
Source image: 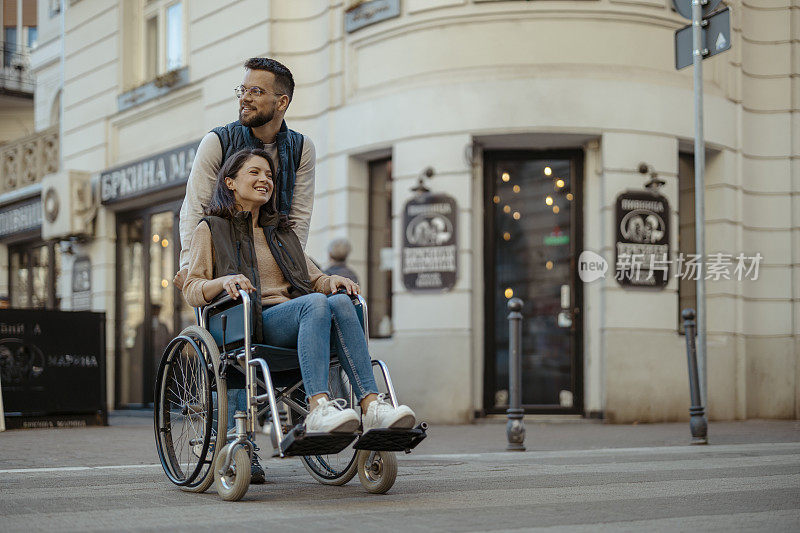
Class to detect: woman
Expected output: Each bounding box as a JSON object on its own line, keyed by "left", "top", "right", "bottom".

{"left": 183, "top": 148, "right": 415, "bottom": 435}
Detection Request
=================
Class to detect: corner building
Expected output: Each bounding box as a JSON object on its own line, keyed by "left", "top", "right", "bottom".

{"left": 12, "top": 0, "right": 798, "bottom": 423}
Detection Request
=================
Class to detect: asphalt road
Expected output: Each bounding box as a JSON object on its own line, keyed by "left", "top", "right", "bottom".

{"left": 1, "top": 419, "right": 798, "bottom": 532}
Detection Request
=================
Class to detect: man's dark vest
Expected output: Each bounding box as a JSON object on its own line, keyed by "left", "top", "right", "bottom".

{"left": 211, "top": 120, "right": 304, "bottom": 215}
{"left": 201, "top": 209, "right": 313, "bottom": 343}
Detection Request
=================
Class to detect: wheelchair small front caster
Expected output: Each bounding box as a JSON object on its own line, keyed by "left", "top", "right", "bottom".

{"left": 214, "top": 443, "right": 250, "bottom": 501}
{"left": 356, "top": 449, "right": 397, "bottom": 494}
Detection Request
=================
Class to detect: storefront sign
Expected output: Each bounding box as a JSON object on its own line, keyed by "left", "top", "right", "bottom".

{"left": 402, "top": 192, "right": 458, "bottom": 292}
{"left": 0, "top": 309, "right": 106, "bottom": 427}
{"left": 0, "top": 198, "right": 42, "bottom": 238}
{"left": 71, "top": 256, "right": 92, "bottom": 311}
{"left": 345, "top": 0, "right": 400, "bottom": 32}
{"left": 615, "top": 190, "right": 670, "bottom": 288}
{"left": 100, "top": 140, "right": 199, "bottom": 204}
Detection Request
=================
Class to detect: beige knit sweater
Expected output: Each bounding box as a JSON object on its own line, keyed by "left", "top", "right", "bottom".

{"left": 183, "top": 221, "right": 332, "bottom": 308}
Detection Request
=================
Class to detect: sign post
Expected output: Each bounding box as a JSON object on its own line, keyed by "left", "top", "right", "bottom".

{"left": 673, "top": 0, "right": 731, "bottom": 428}
{"left": 689, "top": 0, "right": 708, "bottom": 423}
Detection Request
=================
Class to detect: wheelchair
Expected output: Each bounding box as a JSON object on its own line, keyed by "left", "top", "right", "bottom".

{"left": 153, "top": 288, "right": 427, "bottom": 501}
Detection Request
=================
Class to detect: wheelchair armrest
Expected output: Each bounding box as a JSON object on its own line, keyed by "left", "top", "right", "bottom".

{"left": 199, "top": 289, "right": 251, "bottom": 329}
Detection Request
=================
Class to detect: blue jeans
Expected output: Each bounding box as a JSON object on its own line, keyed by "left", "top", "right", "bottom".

{"left": 226, "top": 389, "right": 247, "bottom": 432}
{"left": 261, "top": 292, "right": 379, "bottom": 403}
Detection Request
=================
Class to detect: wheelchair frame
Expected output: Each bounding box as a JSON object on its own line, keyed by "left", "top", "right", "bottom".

{"left": 199, "top": 288, "right": 402, "bottom": 461}
{"left": 156, "top": 288, "right": 426, "bottom": 501}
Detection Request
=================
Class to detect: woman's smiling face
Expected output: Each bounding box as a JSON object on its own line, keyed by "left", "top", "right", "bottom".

{"left": 225, "top": 155, "right": 273, "bottom": 210}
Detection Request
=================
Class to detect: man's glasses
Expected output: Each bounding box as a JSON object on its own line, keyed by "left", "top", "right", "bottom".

{"left": 234, "top": 85, "right": 282, "bottom": 99}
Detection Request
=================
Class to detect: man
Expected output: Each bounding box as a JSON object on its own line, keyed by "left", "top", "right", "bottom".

{"left": 325, "top": 238, "right": 359, "bottom": 284}
{"left": 175, "top": 57, "right": 315, "bottom": 288}
{"left": 175, "top": 58, "right": 316, "bottom": 484}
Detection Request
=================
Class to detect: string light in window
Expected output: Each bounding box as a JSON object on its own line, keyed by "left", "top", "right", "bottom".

{"left": 161, "top": 239, "right": 169, "bottom": 248}
{"left": 503, "top": 205, "right": 511, "bottom": 213}
{"left": 493, "top": 195, "right": 500, "bottom": 204}
{"left": 504, "top": 288, "right": 514, "bottom": 298}
{"left": 555, "top": 179, "right": 565, "bottom": 188}
{"left": 553, "top": 205, "right": 560, "bottom": 214}
{"left": 512, "top": 211, "right": 521, "bottom": 220}
{"left": 161, "top": 279, "right": 169, "bottom": 288}
{"left": 545, "top": 196, "right": 553, "bottom": 206}
{"left": 566, "top": 193, "right": 574, "bottom": 201}
{"left": 152, "top": 234, "right": 160, "bottom": 243}
{"left": 513, "top": 185, "right": 520, "bottom": 193}
{"left": 544, "top": 167, "right": 552, "bottom": 176}
{"left": 546, "top": 261, "right": 554, "bottom": 270}
{"left": 501, "top": 172, "right": 510, "bottom": 182}
{"left": 503, "top": 232, "right": 511, "bottom": 241}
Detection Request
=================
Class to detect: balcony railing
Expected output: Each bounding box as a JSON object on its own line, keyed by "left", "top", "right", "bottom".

{"left": 0, "top": 127, "right": 59, "bottom": 195}
{"left": 0, "top": 41, "right": 34, "bottom": 96}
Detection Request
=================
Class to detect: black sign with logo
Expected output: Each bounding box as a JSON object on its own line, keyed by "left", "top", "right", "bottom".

{"left": 0, "top": 309, "right": 106, "bottom": 426}
{"left": 100, "top": 140, "right": 199, "bottom": 204}
{"left": 615, "top": 190, "right": 670, "bottom": 288}
{"left": 71, "top": 256, "right": 92, "bottom": 311}
{"left": 402, "top": 192, "right": 458, "bottom": 292}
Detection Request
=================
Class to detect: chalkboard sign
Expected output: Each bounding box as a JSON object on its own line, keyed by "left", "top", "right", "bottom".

{"left": 402, "top": 192, "right": 458, "bottom": 292}
{"left": 0, "top": 310, "right": 106, "bottom": 428}
{"left": 615, "top": 190, "right": 671, "bottom": 288}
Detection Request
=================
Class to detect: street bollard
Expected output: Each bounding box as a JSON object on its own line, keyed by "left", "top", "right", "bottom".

{"left": 682, "top": 308, "right": 708, "bottom": 445}
{"left": 506, "top": 297, "right": 525, "bottom": 451}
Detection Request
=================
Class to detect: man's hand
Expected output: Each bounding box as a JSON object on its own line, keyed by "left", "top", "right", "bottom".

{"left": 173, "top": 268, "right": 188, "bottom": 290}
{"left": 328, "top": 275, "right": 360, "bottom": 295}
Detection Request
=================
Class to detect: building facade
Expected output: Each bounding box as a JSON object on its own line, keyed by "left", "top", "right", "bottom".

{"left": 3, "top": 0, "right": 797, "bottom": 423}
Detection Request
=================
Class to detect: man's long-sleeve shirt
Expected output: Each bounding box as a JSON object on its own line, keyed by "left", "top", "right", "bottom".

{"left": 178, "top": 131, "right": 316, "bottom": 269}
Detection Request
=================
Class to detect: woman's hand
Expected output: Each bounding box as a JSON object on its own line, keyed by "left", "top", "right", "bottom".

{"left": 328, "top": 275, "right": 359, "bottom": 295}
{"left": 220, "top": 274, "right": 256, "bottom": 299}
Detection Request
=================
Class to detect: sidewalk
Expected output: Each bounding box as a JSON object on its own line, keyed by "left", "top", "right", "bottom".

{"left": 1, "top": 412, "right": 797, "bottom": 470}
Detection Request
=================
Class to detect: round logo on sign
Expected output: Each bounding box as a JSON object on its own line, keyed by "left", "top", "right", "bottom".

{"left": 619, "top": 210, "right": 666, "bottom": 244}
{"left": 405, "top": 213, "right": 453, "bottom": 246}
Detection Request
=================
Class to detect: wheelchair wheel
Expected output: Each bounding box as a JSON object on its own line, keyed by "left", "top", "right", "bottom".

{"left": 302, "top": 451, "right": 358, "bottom": 485}
{"left": 154, "top": 325, "right": 227, "bottom": 493}
{"left": 214, "top": 443, "right": 250, "bottom": 501}
{"left": 356, "top": 450, "right": 397, "bottom": 494}
{"left": 300, "top": 368, "right": 359, "bottom": 485}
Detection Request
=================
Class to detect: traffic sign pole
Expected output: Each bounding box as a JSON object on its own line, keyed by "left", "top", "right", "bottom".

{"left": 691, "top": 0, "right": 708, "bottom": 421}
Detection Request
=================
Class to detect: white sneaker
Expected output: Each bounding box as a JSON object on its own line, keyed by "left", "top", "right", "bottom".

{"left": 362, "top": 394, "right": 416, "bottom": 432}
{"left": 304, "top": 397, "right": 360, "bottom": 433}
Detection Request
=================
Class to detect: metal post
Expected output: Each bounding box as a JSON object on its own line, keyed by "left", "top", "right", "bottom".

{"left": 506, "top": 298, "right": 525, "bottom": 451}
{"left": 682, "top": 309, "right": 708, "bottom": 444}
{"left": 691, "top": 0, "right": 709, "bottom": 417}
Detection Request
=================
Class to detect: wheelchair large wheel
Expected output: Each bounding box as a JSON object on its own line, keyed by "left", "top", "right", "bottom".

{"left": 300, "top": 367, "right": 359, "bottom": 485}
{"left": 356, "top": 450, "right": 397, "bottom": 494}
{"left": 154, "top": 325, "right": 227, "bottom": 493}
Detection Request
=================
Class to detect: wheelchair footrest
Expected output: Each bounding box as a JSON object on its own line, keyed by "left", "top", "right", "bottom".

{"left": 279, "top": 424, "right": 357, "bottom": 457}
{"left": 353, "top": 424, "right": 428, "bottom": 452}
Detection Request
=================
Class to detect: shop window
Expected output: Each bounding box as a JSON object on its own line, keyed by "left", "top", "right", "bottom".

{"left": 367, "top": 158, "right": 393, "bottom": 338}
{"left": 9, "top": 242, "right": 61, "bottom": 310}
{"left": 678, "top": 152, "right": 697, "bottom": 332}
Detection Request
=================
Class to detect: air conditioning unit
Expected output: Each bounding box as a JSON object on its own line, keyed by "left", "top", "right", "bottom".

{"left": 41, "top": 170, "right": 94, "bottom": 241}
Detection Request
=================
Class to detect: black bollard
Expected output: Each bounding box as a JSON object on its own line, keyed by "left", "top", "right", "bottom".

{"left": 682, "top": 308, "right": 708, "bottom": 445}
{"left": 506, "top": 298, "right": 525, "bottom": 451}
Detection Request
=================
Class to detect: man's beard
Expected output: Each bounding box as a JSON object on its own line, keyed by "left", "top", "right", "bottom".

{"left": 240, "top": 107, "right": 274, "bottom": 128}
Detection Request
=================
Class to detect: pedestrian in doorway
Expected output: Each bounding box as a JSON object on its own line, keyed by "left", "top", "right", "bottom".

{"left": 325, "top": 238, "right": 359, "bottom": 285}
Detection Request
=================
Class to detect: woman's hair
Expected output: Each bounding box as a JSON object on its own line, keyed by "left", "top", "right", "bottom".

{"left": 204, "top": 148, "right": 291, "bottom": 229}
